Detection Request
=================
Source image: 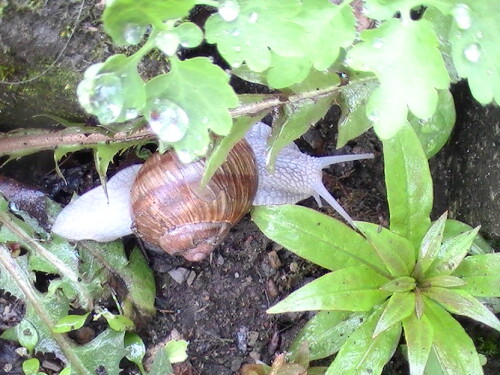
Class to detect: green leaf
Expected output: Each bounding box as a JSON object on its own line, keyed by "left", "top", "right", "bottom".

{"left": 22, "top": 358, "right": 40, "bottom": 375}
{"left": 293, "top": 0, "right": 355, "bottom": 71}
{"left": 423, "top": 298, "right": 483, "bottom": 374}
{"left": 408, "top": 89, "right": 456, "bottom": 158}
{"left": 443, "top": 219, "right": 493, "bottom": 254}
{"left": 77, "top": 55, "right": 146, "bottom": 124}
{"left": 124, "top": 333, "right": 146, "bottom": 373}
{"left": 373, "top": 292, "right": 415, "bottom": 337}
{"left": 403, "top": 312, "right": 434, "bottom": 375}
{"left": 380, "top": 276, "right": 416, "bottom": 293}
{"left": 73, "top": 329, "right": 128, "bottom": 375}
{"left": 145, "top": 57, "right": 239, "bottom": 162}
{"left": 425, "top": 226, "right": 480, "bottom": 277}
{"left": 165, "top": 340, "right": 189, "bottom": 363}
{"left": 325, "top": 305, "right": 402, "bottom": 375}
{"left": 336, "top": 75, "right": 378, "bottom": 148}
{"left": 17, "top": 319, "right": 38, "bottom": 353}
{"left": 251, "top": 205, "right": 386, "bottom": 273}
{"left": 414, "top": 212, "right": 447, "bottom": 278}
{"left": 267, "top": 265, "right": 390, "bottom": 313}
{"left": 205, "top": 0, "right": 303, "bottom": 71}
{"left": 347, "top": 18, "right": 450, "bottom": 139}
{"left": 423, "top": 275, "right": 467, "bottom": 288}
{"left": 355, "top": 222, "right": 415, "bottom": 277}
{"left": 382, "top": 124, "right": 432, "bottom": 248}
{"left": 53, "top": 313, "right": 89, "bottom": 333}
{"left": 174, "top": 22, "right": 203, "bottom": 49}
{"left": 202, "top": 113, "right": 267, "bottom": 187}
{"left": 102, "top": 0, "right": 195, "bottom": 46}
{"left": 453, "top": 253, "right": 500, "bottom": 297}
{"left": 448, "top": 2, "right": 500, "bottom": 105}
{"left": 423, "top": 287, "right": 500, "bottom": 331}
{"left": 363, "top": 0, "right": 436, "bottom": 20}
{"left": 289, "top": 310, "right": 369, "bottom": 361}
{"left": 149, "top": 346, "right": 174, "bottom": 375}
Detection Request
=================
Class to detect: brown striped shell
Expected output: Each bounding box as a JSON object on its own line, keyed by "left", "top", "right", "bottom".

{"left": 130, "top": 140, "right": 258, "bottom": 261}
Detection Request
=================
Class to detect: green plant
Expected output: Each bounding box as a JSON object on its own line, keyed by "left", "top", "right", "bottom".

{"left": 252, "top": 124, "right": 500, "bottom": 374}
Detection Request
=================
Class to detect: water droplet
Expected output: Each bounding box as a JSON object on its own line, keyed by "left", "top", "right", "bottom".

{"left": 373, "top": 37, "right": 384, "bottom": 49}
{"left": 125, "top": 109, "right": 139, "bottom": 120}
{"left": 464, "top": 43, "right": 481, "bottom": 62}
{"left": 452, "top": 4, "right": 472, "bottom": 30}
{"left": 248, "top": 12, "right": 259, "bottom": 23}
{"left": 87, "top": 74, "right": 124, "bottom": 124}
{"left": 122, "top": 24, "right": 145, "bottom": 45}
{"left": 177, "top": 149, "right": 196, "bottom": 163}
{"left": 367, "top": 110, "right": 379, "bottom": 122}
{"left": 231, "top": 28, "right": 240, "bottom": 36}
{"left": 234, "top": 45, "right": 241, "bottom": 52}
{"left": 202, "top": 117, "right": 208, "bottom": 124}
{"left": 219, "top": 0, "right": 240, "bottom": 22}
{"left": 147, "top": 98, "right": 189, "bottom": 142}
{"left": 208, "top": 56, "right": 215, "bottom": 63}
{"left": 156, "top": 31, "right": 180, "bottom": 56}
{"left": 476, "top": 31, "right": 483, "bottom": 39}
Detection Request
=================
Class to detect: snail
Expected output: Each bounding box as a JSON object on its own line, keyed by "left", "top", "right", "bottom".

{"left": 52, "top": 122, "right": 373, "bottom": 261}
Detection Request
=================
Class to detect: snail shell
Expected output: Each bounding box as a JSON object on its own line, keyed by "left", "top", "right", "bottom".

{"left": 130, "top": 140, "right": 258, "bottom": 261}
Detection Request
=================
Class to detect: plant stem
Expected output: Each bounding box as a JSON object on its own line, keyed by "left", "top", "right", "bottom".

{"left": 0, "top": 77, "right": 376, "bottom": 156}
{"left": 0, "top": 244, "right": 91, "bottom": 375}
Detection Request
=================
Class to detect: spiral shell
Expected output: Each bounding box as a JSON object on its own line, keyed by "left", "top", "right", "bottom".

{"left": 130, "top": 140, "right": 258, "bottom": 261}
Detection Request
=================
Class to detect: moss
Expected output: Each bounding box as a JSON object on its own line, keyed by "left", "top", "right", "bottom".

{"left": 0, "top": 64, "right": 15, "bottom": 81}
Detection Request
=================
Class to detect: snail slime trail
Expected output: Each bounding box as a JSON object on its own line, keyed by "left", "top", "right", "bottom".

{"left": 52, "top": 122, "right": 374, "bottom": 261}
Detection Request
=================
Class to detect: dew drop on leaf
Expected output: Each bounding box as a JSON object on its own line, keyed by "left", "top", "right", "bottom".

{"left": 373, "top": 37, "right": 384, "bottom": 49}
{"left": 156, "top": 31, "right": 180, "bottom": 56}
{"left": 177, "top": 149, "right": 196, "bottom": 163}
{"left": 368, "top": 110, "right": 379, "bottom": 122}
{"left": 125, "top": 109, "right": 139, "bottom": 120}
{"left": 248, "top": 12, "right": 259, "bottom": 23}
{"left": 231, "top": 28, "right": 240, "bottom": 37}
{"left": 88, "top": 74, "right": 124, "bottom": 124}
{"left": 147, "top": 98, "right": 189, "bottom": 142}
{"left": 122, "top": 23, "right": 146, "bottom": 45}
{"left": 234, "top": 45, "right": 242, "bottom": 52}
{"left": 219, "top": 0, "right": 240, "bottom": 22}
{"left": 452, "top": 4, "right": 472, "bottom": 30}
{"left": 464, "top": 43, "right": 481, "bottom": 62}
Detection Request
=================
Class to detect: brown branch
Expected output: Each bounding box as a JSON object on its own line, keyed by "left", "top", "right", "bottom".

{"left": 0, "top": 84, "right": 350, "bottom": 156}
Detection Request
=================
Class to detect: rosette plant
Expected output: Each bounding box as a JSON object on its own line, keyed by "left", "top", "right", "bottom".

{"left": 252, "top": 124, "right": 500, "bottom": 375}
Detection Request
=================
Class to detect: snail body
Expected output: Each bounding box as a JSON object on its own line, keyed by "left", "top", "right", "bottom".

{"left": 52, "top": 122, "right": 373, "bottom": 261}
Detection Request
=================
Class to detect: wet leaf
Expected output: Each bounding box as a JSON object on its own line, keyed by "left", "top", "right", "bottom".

{"left": 443, "top": 219, "right": 493, "bottom": 254}
{"left": 453, "top": 253, "right": 500, "bottom": 297}
{"left": 425, "top": 226, "right": 479, "bottom": 277}
{"left": 53, "top": 313, "right": 89, "bottom": 333}
{"left": 355, "top": 222, "right": 415, "bottom": 277}
{"left": 103, "top": 0, "right": 195, "bottom": 46}
{"left": 251, "top": 205, "right": 386, "bottom": 272}
{"left": 382, "top": 124, "right": 432, "bottom": 248}
{"left": 268, "top": 265, "right": 390, "bottom": 313}
{"left": 325, "top": 305, "right": 401, "bottom": 375}
{"left": 423, "top": 298, "right": 483, "bottom": 374}
{"left": 402, "top": 312, "right": 434, "bottom": 375}
{"left": 348, "top": 18, "right": 450, "bottom": 139}
{"left": 373, "top": 292, "right": 415, "bottom": 337}
{"left": 145, "top": 57, "right": 238, "bottom": 162}
{"left": 289, "top": 310, "right": 368, "bottom": 361}
{"left": 124, "top": 332, "right": 146, "bottom": 371}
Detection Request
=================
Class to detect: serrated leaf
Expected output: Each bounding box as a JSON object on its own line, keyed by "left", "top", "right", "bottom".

{"left": 251, "top": 205, "right": 386, "bottom": 273}
{"left": 289, "top": 311, "right": 368, "bottom": 361}
{"left": 53, "top": 313, "right": 89, "bottom": 333}
{"left": 443, "top": 219, "right": 493, "bottom": 255}
{"left": 336, "top": 75, "right": 378, "bottom": 148}
{"left": 373, "top": 292, "right": 414, "bottom": 337}
{"left": 423, "top": 298, "right": 483, "bottom": 374}
{"left": 425, "top": 226, "right": 480, "bottom": 277}
{"left": 205, "top": 0, "right": 303, "bottom": 71}
{"left": 267, "top": 265, "right": 390, "bottom": 313}
{"left": 102, "top": 0, "right": 195, "bottom": 46}
{"left": 325, "top": 305, "right": 402, "bottom": 375}
{"left": 294, "top": 0, "right": 355, "bottom": 71}
{"left": 355, "top": 222, "right": 415, "bottom": 277}
{"left": 402, "top": 312, "right": 434, "bottom": 375}
{"left": 408, "top": 89, "right": 456, "bottom": 158}
{"left": 348, "top": 18, "right": 450, "bottom": 139}
{"left": 73, "top": 329, "right": 128, "bottom": 375}
{"left": 382, "top": 124, "right": 432, "bottom": 248}
{"left": 145, "top": 57, "right": 238, "bottom": 161}
{"left": 448, "top": 2, "right": 500, "bottom": 105}
{"left": 453, "top": 253, "right": 500, "bottom": 297}
{"left": 424, "top": 287, "right": 500, "bottom": 331}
